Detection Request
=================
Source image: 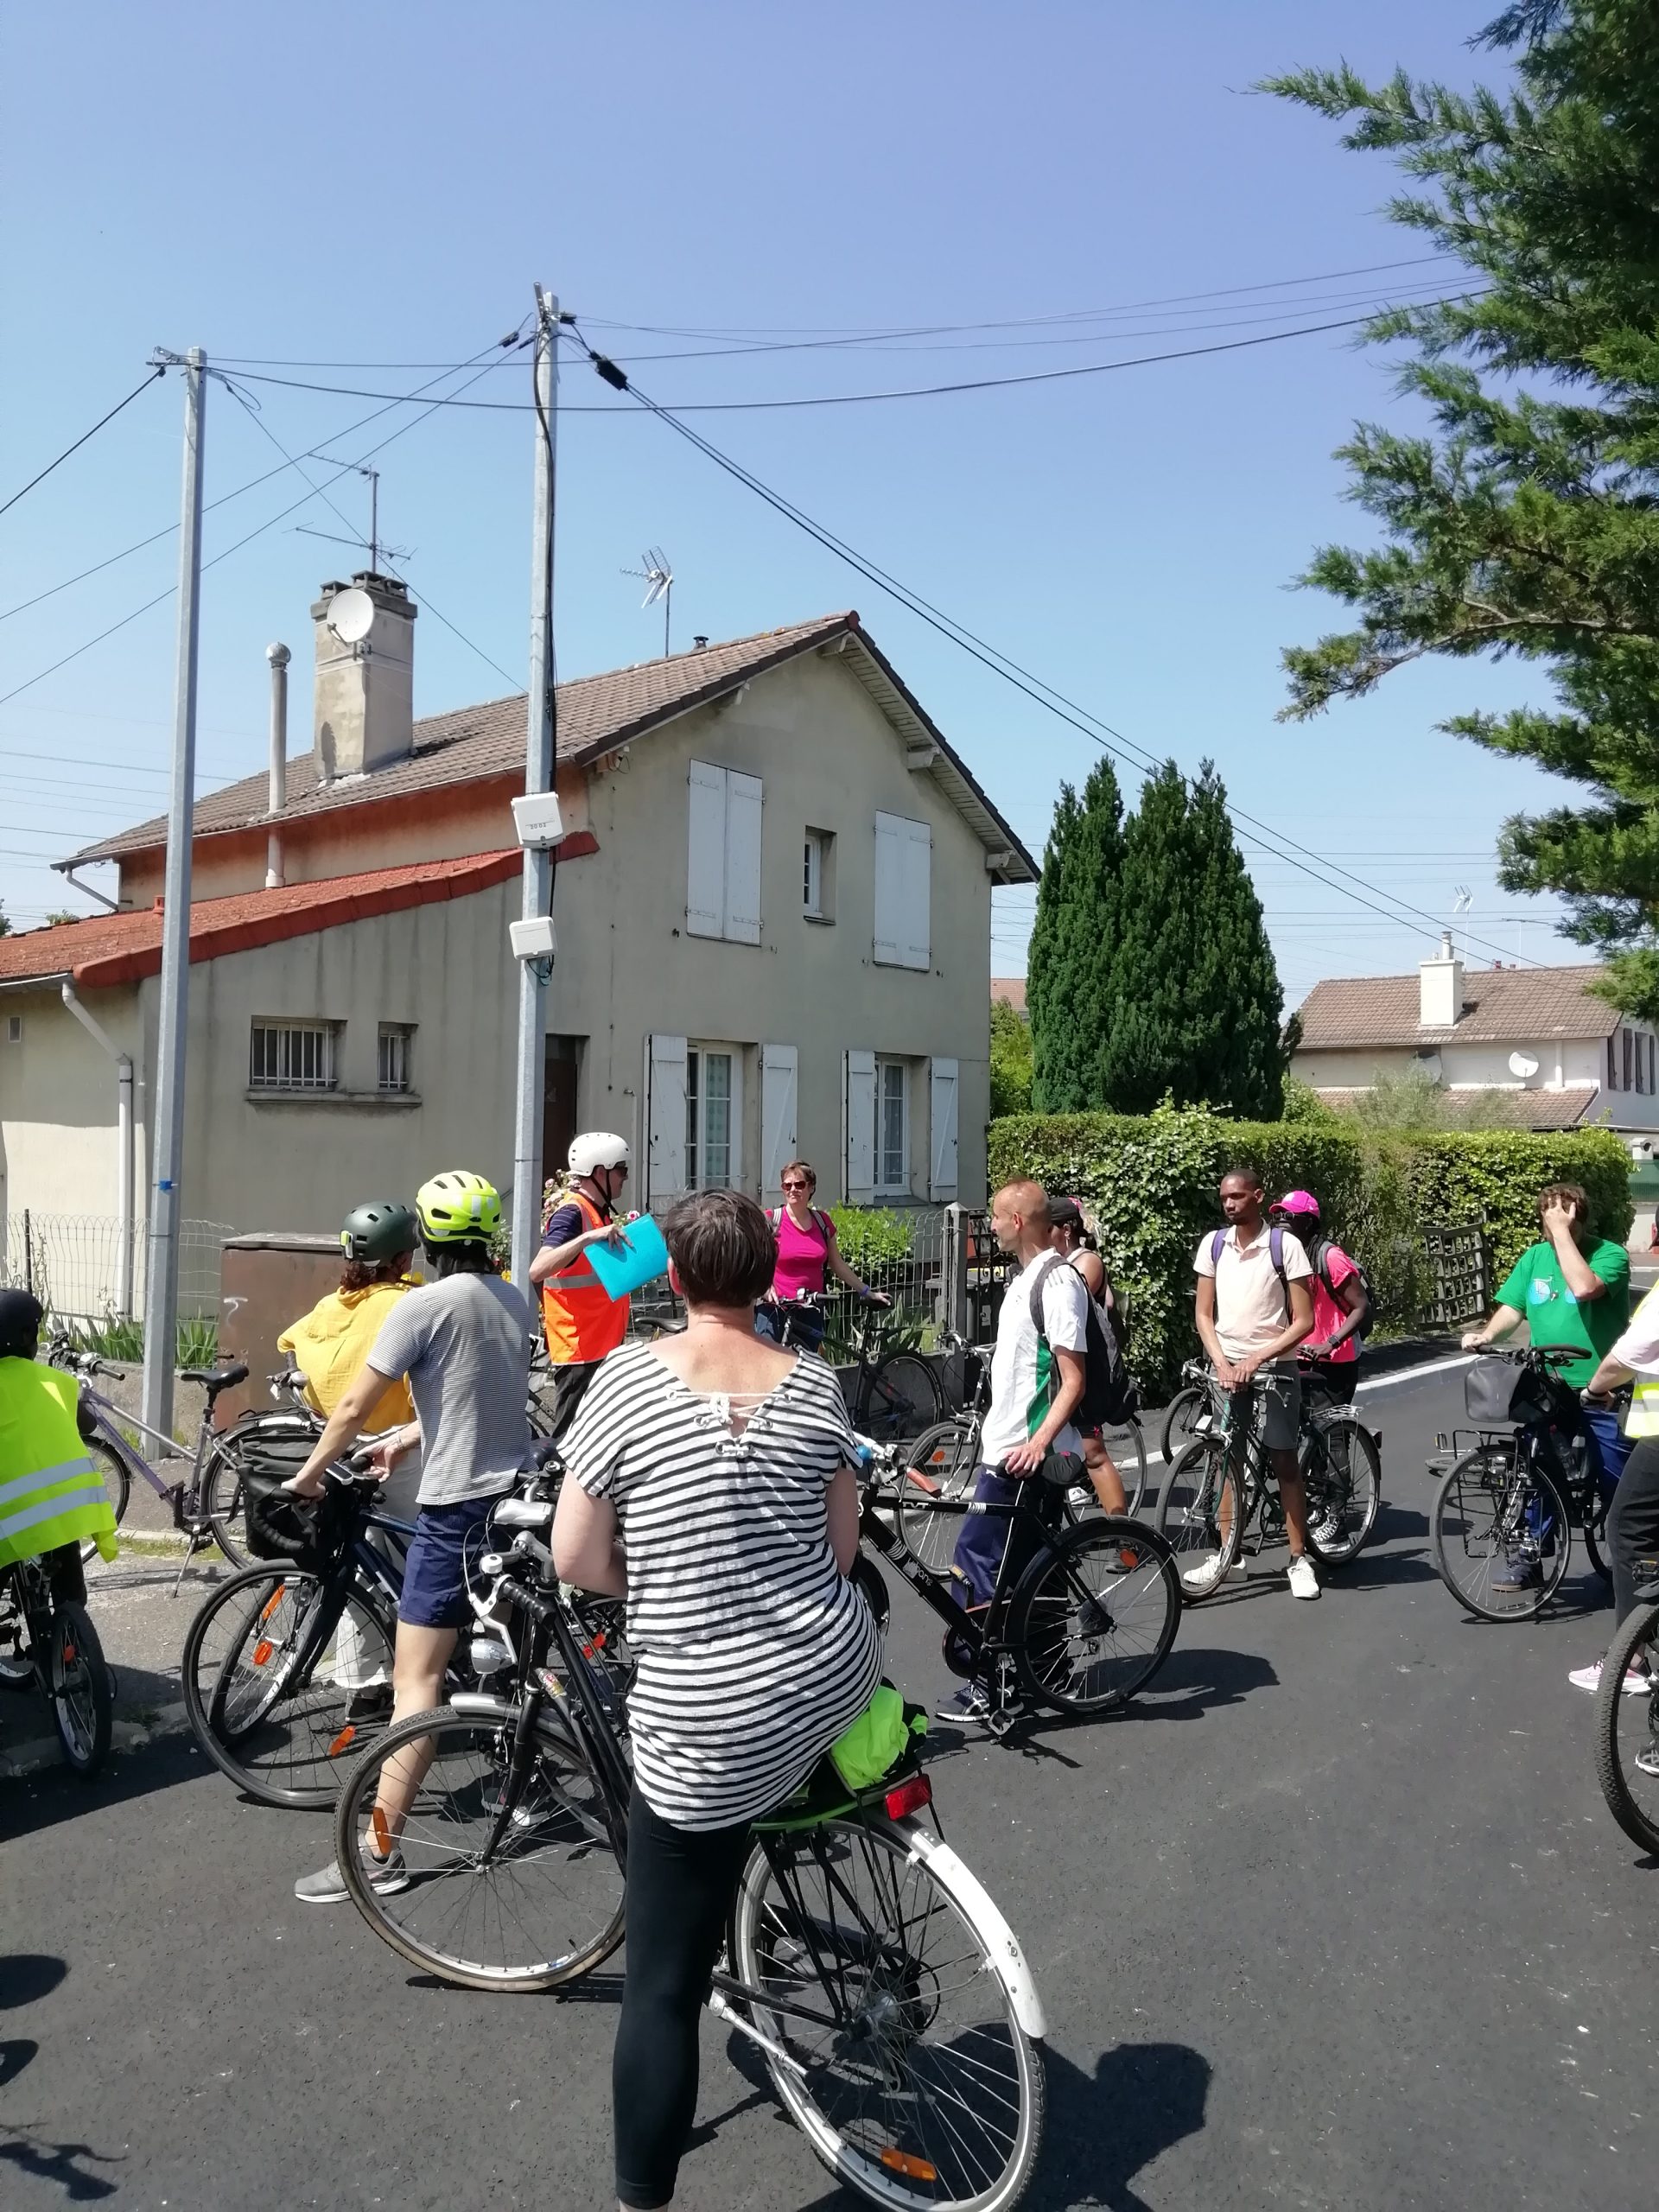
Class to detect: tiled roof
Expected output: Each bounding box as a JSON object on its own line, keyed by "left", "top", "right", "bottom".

{"left": 63, "top": 612, "right": 1037, "bottom": 884}
{"left": 1296, "top": 963, "right": 1618, "bottom": 1049}
{"left": 1313, "top": 1085, "right": 1602, "bottom": 1131}
{"left": 991, "top": 977, "right": 1027, "bottom": 1014}
{"left": 0, "top": 846, "right": 557, "bottom": 989}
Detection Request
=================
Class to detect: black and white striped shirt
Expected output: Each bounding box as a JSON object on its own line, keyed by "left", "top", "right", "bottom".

{"left": 563, "top": 1342, "right": 880, "bottom": 1831}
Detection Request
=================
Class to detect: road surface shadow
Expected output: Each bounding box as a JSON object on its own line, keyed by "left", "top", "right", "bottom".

{"left": 0, "top": 1957, "right": 124, "bottom": 2200}
{"left": 0, "top": 1732, "right": 203, "bottom": 1846}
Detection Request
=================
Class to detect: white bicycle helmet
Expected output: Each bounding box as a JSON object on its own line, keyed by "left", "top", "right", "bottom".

{"left": 568, "top": 1131, "right": 632, "bottom": 1179}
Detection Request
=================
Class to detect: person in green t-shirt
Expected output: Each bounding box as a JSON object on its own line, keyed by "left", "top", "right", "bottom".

{"left": 1462, "top": 1181, "right": 1632, "bottom": 1589}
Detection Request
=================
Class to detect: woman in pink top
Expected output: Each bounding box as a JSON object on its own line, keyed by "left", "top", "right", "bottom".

{"left": 1269, "top": 1189, "right": 1370, "bottom": 1405}
{"left": 757, "top": 1159, "right": 888, "bottom": 1346}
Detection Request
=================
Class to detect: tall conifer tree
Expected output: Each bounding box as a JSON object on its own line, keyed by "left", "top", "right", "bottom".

{"left": 1027, "top": 760, "right": 1124, "bottom": 1111}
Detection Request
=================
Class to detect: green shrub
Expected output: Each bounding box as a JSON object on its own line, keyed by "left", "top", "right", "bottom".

{"left": 990, "top": 1102, "right": 1632, "bottom": 1395}
{"left": 828, "top": 1206, "right": 913, "bottom": 1275}
{"left": 61, "top": 1311, "right": 219, "bottom": 1367}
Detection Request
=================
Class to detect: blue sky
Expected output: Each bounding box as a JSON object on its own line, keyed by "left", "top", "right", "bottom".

{"left": 1, "top": 1, "right": 1569, "bottom": 1008}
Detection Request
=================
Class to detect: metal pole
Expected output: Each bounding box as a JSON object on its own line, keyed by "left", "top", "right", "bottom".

{"left": 509, "top": 292, "right": 559, "bottom": 1290}
{"left": 265, "top": 642, "right": 289, "bottom": 889}
{"left": 143, "top": 347, "right": 207, "bottom": 1440}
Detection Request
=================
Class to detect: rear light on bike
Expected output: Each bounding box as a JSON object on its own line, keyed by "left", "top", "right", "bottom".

{"left": 252, "top": 1639, "right": 274, "bottom": 1667}
{"left": 880, "top": 2150, "right": 938, "bottom": 2182}
{"left": 327, "top": 1726, "right": 356, "bottom": 1758}
{"left": 884, "top": 1773, "right": 931, "bottom": 1821}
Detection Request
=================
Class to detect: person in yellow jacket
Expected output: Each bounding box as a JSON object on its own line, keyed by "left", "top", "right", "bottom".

{"left": 278, "top": 1201, "right": 420, "bottom": 1431}
{"left": 0, "top": 1290, "right": 118, "bottom": 1607}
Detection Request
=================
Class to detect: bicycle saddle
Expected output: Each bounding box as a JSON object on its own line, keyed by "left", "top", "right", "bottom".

{"left": 179, "top": 1362, "right": 250, "bottom": 1394}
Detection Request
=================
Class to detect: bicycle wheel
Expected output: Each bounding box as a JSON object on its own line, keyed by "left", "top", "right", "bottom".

{"left": 1009, "top": 1517, "right": 1179, "bottom": 1715}
{"left": 895, "top": 1421, "right": 978, "bottom": 1575}
{"left": 201, "top": 1440, "right": 250, "bottom": 1566}
{"left": 181, "top": 1562, "right": 396, "bottom": 1808}
{"left": 1096, "top": 1414, "right": 1149, "bottom": 1518}
{"left": 79, "top": 1432, "right": 131, "bottom": 1563}
{"left": 1302, "top": 1414, "right": 1382, "bottom": 1569}
{"left": 1154, "top": 1437, "right": 1244, "bottom": 1601}
{"left": 48, "top": 1603, "right": 112, "bottom": 1776}
{"left": 1592, "top": 1597, "right": 1659, "bottom": 1855}
{"left": 335, "top": 1701, "right": 626, "bottom": 1993}
{"left": 1430, "top": 1446, "right": 1570, "bottom": 1622}
{"left": 730, "top": 1814, "right": 1045, "bottom": 2210}
{"left": 1158, "top": 1386, "right": 1210, "bottom": 1469}
{"left": 857, "top": 1353, "right": 944, "bottom": 1446}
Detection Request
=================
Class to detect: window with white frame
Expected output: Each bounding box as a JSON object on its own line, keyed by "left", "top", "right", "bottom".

{"left": 250, "top": 1020, "right": 337, "bottom": 1091}
{"left": 804, "top": 828, "right": 833, "bottom": 919}
{"left": 686, "top": 1045, "right": 739, "bottom": 1189}
{"left": 687, "top": 761, "right": 763, "bottom": 944}
{"left": 875, "top": 1058, "right": 908, "bottom": 1194}
{"left": 378, "top": 1024, "right": 413, "bottom": 1095}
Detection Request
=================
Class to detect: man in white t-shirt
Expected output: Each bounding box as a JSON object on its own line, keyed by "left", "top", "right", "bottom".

{"left": 940, "top": 1178, "right": 1088, "bottom": 1722}
{"left": 1192, "top": 1163, "right": 1319, "bottom": 1600}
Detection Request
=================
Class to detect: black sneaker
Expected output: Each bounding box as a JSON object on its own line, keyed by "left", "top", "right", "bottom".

{"left": 935, "top": 1682, "right": 992, "bottom": 1726}
{"left": 1491, "top": 1554, "right": 1543, "bottom": 1593}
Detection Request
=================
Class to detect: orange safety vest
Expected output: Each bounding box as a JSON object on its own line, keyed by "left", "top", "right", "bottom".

{"left": 542, "top": 1186, "right": 631, "bottom": 1364}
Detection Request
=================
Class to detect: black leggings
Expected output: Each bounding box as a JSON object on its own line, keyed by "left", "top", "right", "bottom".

{"left": 613, "top": 1789, "right": 753, "bottom": 2210}
{"left": 1609, "top": 1434, "right": 1659, "bottom": 1632}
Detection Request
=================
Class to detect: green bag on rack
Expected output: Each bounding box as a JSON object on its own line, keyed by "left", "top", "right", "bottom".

{"left": 829, "top": 1682, "right": 928, "bottom": 1792}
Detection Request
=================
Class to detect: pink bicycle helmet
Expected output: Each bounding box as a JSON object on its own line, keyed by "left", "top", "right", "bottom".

{"left": 1273, "top": 1189, "right": 1321, "bottom": 1222}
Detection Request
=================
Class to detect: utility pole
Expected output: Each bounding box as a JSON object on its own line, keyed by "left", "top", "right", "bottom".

{"left": 509, "top": 291, "right": 560, "bottom": 1290}
{"left": 142, "top": 347, "right": 207, "bottom": 1444}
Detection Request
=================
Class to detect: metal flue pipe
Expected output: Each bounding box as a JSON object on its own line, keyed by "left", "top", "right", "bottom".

{"left": 265, "top": 641, "right": 289, "bottom": 889}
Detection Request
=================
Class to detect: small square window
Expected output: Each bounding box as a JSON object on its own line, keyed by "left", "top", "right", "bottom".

{"left": 3, "top": 1014, "right": 20, "bottom": 1046}
{"left": 378, "top": 1025, "right": 413, "bottom": 1095}
{"left": 250, "top": 1020, "right": 337, "bottom": 1091}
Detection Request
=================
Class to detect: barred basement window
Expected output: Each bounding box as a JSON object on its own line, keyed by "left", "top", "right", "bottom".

{"left": 378, "top": 1025, "right": 413, "bottom": 1095}
{"left": 250, "top": 1020, "right": 337, "bottom": 1091}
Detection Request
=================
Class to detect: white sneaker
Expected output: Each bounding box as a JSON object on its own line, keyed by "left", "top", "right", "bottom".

{"left": 1180, "top": 1554, "right": 1244, "bottom": 1594}
{"left": 1568, "top": 1659, "right": 1649, "bottom": 1696}
{"left": 1287, "top": 1554, "right": 1320, "bottom": 1601}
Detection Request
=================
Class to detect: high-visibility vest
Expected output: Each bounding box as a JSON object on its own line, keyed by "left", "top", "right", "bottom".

{"left": 1628, "top": 1377, "right": 1659, "bottom": 1438}
{"left": 542, "top": 1187, "right": 631, "bottom": 1365}
{"left": 0, "top": 1358, "right": 118, "bottom": 1570}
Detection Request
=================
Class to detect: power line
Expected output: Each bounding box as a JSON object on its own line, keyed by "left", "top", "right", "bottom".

{"left": 566, "top": 322, "right": 1537, "bottom": 972}
{"left": 0, "top": 368, "right": 165, "bottom": 522}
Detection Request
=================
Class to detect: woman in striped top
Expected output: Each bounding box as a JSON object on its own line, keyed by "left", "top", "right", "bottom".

{"left": 553, "top": 1188, "right": 880, "bottom": 2212}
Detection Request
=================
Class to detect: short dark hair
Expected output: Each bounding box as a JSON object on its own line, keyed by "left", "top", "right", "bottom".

{"left": 426, "top": 1240, "right": 496, "bottom": 1278}
{"left": 1537, "top": 1181, "right": 1591, "bottom": 1230}
{"left": 1221, "top": 1162, "right": 1264, "bottom": 1190}
{"left": 664, "top": 1189, "right": 777, "bottom": 1307}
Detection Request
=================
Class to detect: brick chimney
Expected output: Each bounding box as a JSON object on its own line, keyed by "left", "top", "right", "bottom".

{"left": 311, "top": 573, "right": 417, "bottom": 781}
{"left": 1420, "top": 931, "right": 1465, "bottom": 1029}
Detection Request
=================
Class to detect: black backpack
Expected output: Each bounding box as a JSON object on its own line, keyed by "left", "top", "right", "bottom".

{"left": 1029, "top": 1255, "right": 1138, "bottom": 1428}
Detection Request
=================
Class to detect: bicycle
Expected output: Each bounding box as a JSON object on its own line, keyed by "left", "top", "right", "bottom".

{"left": 336, "top": 1484, "right": 1048, "bottom": 2209}
{"left": 1426, "top": 1346, "right": 1608, "bottom": 1622}
{"left": 771, "top": 1289, "right": 945, "bottom": 1443}
{"left": 1154, "top": 1366, "right": 1382, "bottom": 1599}
{"left": 0, "top": 1550, "right": 112, "bottom": 1775}
{"left": 45, "top": 1335, "right": 317, "bottom": 1570}
{"left": 1591, "top": 1573, "right": 1659, "bottom": 1855}
{"left": 858, "top": 1440, "right": 1180, "bottom": 1737}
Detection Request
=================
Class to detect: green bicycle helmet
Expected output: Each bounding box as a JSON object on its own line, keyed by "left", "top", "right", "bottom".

{"left": 416, "top": 1170, "right": 501, "bottom": 1245}
{"left": 340, "top": 1200, "right": 419, "bottom": 1265}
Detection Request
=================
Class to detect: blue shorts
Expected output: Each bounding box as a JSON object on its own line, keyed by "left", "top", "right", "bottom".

{"left": 397, "top": 1492, "right": 507, "bottom": 1630}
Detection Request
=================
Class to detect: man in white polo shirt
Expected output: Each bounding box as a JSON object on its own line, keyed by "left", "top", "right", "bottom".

{"left": 1193, "top": 1162, "right": 1319, "bottom": 1599}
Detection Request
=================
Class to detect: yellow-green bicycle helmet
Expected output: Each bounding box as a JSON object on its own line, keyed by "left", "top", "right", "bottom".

{"left": 415, "top": 1170, "right": 502, "bottom": 1245}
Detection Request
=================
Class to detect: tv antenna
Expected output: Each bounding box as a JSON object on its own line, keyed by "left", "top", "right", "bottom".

{"left": 1452, "top": 884, "right": 1472, "bottom": 962}
{"left": 297, "top": 461, "right": 408, "bottom": 574}
{"left": 622, "top": 548, "right": 673, "bottom": 657}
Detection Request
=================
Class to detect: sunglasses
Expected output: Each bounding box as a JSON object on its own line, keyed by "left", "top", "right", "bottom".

{"left": 782, "top": 1179, "right": 811, "bottom": 1192}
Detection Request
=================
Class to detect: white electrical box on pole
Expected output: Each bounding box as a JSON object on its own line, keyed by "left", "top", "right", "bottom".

{"left": 508, "top": 290, "right": 560, "bottom": 1290}
{"left": 142, "top": 347, "right": 207, "bottom": 1443}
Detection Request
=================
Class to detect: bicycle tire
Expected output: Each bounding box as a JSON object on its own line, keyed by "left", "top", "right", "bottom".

{"left": 1009, "top": 1516, "right": 1179, "bottom": 1715}
{"left": 80, "top": 1432, "right": 131, "bottom": 1564}
{"left": 894, "top": 1420, "right": 979, "bottom": 1574}
{"left": 1582, "top": 1497, "right": 1612, "bottom": 1586}
{"left": 335, "top": 1700, "right": 626, "bottom": 1993}
{"left": 48, "top": 1602, "right": 112, "bottom": 1776}
{"left": 856, "top": 1352, "right": 944, "bottom": 1445}
{"left": 729, "top": 1813, "right": 1045, "bottom": 2210}
{"left": 1302, "top": 1414, "right": 1382, "bottom": 1569}
{"left": 1158, "top": 1385, "right": 1208, "bottom": 1469}
{"left": 1429, "top": 1446, "right": 1570, "bottom": 1622}
{"left": 1592, "top": 1597, "right": 1659, "bottom": 1856}
{"left": 181, "top": 1562, "right": 397, "bottom": 1808}
{"left": 1154, "top": 1437, "right": 1244, "bottom": 1601}
{"left": 202, "top": 1441, "right": 250, "bottom": 1566}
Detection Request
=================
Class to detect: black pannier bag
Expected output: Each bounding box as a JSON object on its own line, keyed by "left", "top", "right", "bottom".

{"left": 1463, "top": 1356, "right": 1560, "bottom": 1428}
{"left": 239, "top": 1432, "right": 340, "bottom": 1567}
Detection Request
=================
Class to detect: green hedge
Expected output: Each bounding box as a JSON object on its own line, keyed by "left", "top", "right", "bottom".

{"left": 989, "top": 1102, "right": 1633, "bottom": 1395}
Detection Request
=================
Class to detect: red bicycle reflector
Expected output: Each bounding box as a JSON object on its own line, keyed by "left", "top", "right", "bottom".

{"left": 61, "top": 1642, "right": 77, "bottom": 1664}
{"left": 884, "top": 1773, "right": 931, "bottom": 1821}
{"left": 880, "top": 2149, "right": 938, "bottom": 2181}
{"left": 903, "top": 1466, "right": 941, "bottom": 1496}
{"left": 371, "top": 1806, "right": 392, "bottom": 1856}
{"left": 327, "top": 1726, "right": 356, "bottom": 1758}
{"left": 252, "top": 1638, "right": 274, "bottom": 1666}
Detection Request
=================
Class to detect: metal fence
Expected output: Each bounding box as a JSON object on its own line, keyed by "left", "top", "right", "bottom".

{"left": 1418, "top": 1225, "right": 1491, "bottom": 1331}
{"left": 0, "top": 1211, "right": 238, "bottom": 1327}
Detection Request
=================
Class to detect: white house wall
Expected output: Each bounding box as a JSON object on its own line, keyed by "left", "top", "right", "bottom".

{"left": 0, "top": 984, "right": 148, "bottom": 1224}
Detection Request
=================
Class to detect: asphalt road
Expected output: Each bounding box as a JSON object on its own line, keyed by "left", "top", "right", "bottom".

{"left": 4, "top": 1357, "right": 1656, "bottom": 2211}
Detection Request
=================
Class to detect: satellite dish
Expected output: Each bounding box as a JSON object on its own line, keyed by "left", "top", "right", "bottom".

{"left": 326, "top": 586, "right": 375, "bottom": 645}
{"left": 1509, "top": 1050, "right": 1540, "bottom": 1080}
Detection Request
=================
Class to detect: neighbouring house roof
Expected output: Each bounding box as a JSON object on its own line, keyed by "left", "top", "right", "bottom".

{"left": 1296, "top": 963, "right": 1618, "bottom": 1050}
{"left": 0, "top": 847, "right": 544, "bottom": 991}
{"left": 991, "top": 977, "right": 1027, "bottom": 1015}
{"left": 1312, "top": 1085, "right": 1603, "bottom": 1131}
{"left": 62, "top": 611, "right": 1037, "bottom": 886}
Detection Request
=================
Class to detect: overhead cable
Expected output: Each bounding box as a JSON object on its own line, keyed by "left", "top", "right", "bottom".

{"left": 0, "top": 368, "right": 166, "bottom": 522}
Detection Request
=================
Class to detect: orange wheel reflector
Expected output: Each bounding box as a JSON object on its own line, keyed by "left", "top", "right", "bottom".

{"left": 259, "top": 1590, "right": 284, "bottom": 1624}
{"left": 252, "top": 1639, "right": 274, "bottom": 1666}
{"left": 880, "top": 2150, "right": 938, "bottom": 2181}
{"left": 1119, "top": 1548, "right": 1141, "bottom": 1571}
{"left": 903, "top": 1466, "right": 941, "bottom": 1496}
{"left": 327, "top": 1726, "right": 357, "bottom": 1758}
{"left": 61, "top": 1643, "right": 77, "bottom": 1664}
{"left": 371, "top": 1807, "right": 391, "bottom": 1855}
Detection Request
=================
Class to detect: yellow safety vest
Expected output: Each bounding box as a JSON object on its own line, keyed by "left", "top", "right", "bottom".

{"left": 1628, "top": 1377, "right": 1659, "bottom": 1439}
{"left": 0, "top": 1357, "right": 118, "bottom": 1570}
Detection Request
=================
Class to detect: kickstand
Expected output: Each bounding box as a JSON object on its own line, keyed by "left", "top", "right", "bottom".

{"left": 168, "top": 1529, "right": 213, "bottom": 1599}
